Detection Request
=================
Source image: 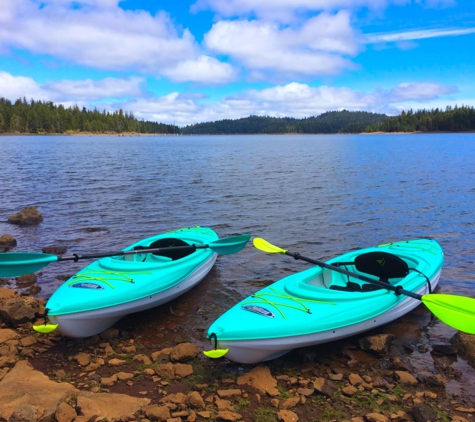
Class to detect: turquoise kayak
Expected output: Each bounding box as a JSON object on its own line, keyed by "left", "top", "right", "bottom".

{"left": 205, "top": 238, "right": 444, "bottom": 364}
{"left": 45, "top": 227, "right": 220, "bottom": 337}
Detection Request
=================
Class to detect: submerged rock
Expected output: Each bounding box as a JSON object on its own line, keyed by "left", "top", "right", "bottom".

{"left": 0, "top": 234, "right": 17, "bottom": 252}
{"left": 8, "top": 206, "right": 43, "bottom": 226}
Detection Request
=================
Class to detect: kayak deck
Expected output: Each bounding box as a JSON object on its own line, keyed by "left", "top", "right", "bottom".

{"left": 206, "top": 238, "right": 444, "bottom": 363}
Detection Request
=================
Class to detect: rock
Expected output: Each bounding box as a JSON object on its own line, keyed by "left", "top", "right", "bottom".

{"left": 236, "top": 366, "right": 280, "bottom": 396}
{"left": 365, "top": 413, "right": 389, "bottom": 422}
{"left": 0, "top": 360, "right": 78, "bottom": 420}
{"left": 42, "top": 246, "right": 68, "bottom": 255}
{"left": 55, "top": 401, "right": 77, "bottom": 422}
{"left": 394, "top": 371, "right": 418, "bottom": 386}
{"left": 348, "top": 373, "right": 364, "bottom": 386}
{"left": 422, "top": 373, "right": 447, "bottom": 388}
{"left": 0, "top": 328, "right": 19, "bottom": 343}
{"left": 217, "top": 389, "right": 242, "bottom": 398}
{"left": 312, "top": 377, "right": 338, "bottom": 398}
{"left": 143, "top": 404, "right": 171, "bottom": 421}
{"left": 279, "top": 397, "right": 300, "bottom": 409}
{"left": 0, "top": 296, "right": 41, "bottom": 326}
{"left": 16, "top": 273, "right": 37, "bottom": 288}
{"left": 8, "top": 206, "right": 43, "bottom": 226}
{"left": 186, "top": 391, "right": 205, "bottom": 409}
{"left": 174, "top": 362, "right": 194, "bottom": 378}
{"left": 216, "top": 410, "right": 242, "bottom": 421}
{"left": 77, "top": 391, "right": 150, "bottom": 420}
{"left": 411, "top": 403, "right": 438, "bottom": 422}
{"left": 0, "top": 234, "right": 17, "bottom": 252}
{"left": 451, "top": 331, "right": 475, "bottom": 367}
{"left": 8, "top": 403, "right": 43, "bottom": 422}
{"left": 342, "top": 385, "right": 359, "bottom": 396}
{"left": 278, "top": 409, "right": 299, "bottom": 421}
{"left": 170, "top": 342, "right": 200, "bottom": 362}
{"left": 359, "top": 334, "right": 395, "bottom": 355}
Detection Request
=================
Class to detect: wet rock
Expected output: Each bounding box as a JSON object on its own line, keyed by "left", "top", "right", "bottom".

{"left": 237, "top": 366, "right": 280, "bottom": 397}
{"left": 411, "top": 403, "right": 438, "bottom": 422}
{"left": 359, "top": 334, "right": 395, "bottom": 355}
{"left": 431, "top": 343, "right": 458, "bottom": 356}
{"left": 0, "top": 234, "right": 17, "bottom": 251}
{"left": 16, "top": 273, "right": 37, "bottom": 288}
{"left": 451, "top": 331, "right": 475, "bottom": 367}
{"left": 422, "top": 373, "right": 447, "bottom": 389}
{"left": 8, "top": 206, "right": 43, "bottom": 226}
{"left": 42, "top": 246, "right": 68, "bottom": 255}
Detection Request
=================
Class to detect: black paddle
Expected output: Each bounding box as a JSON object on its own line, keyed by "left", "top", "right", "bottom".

{"left": 253, "top": 238, "right": 475, "bottom": 334}
{"left": 0, "top": 234, "right": 251, "bottom": 277}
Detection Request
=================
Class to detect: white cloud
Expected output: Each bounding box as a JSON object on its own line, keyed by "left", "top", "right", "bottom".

{"left": 204, "top": 12, "right": 359, "bottom": 78}
{"left": 0, "top": 71, "right": 53, "bottom": 101}
{"left": 0, "top": 0, "right": 235, "bottom": 84}
{"left": 0, "top": 71, "right": 147, "bottom": 104}
{"left": 387, "top": 82, "right": 457, "bottom": 102}
{"left": 121, "top": 81, "right": 459, "bottom": 125}
{"left": 47, "top": 76, "right": 144, "bottom": 100}
{"left": 192, "top": 0, "right": 394, "bottom": 22}
{"left": 161, "top": 55, "right": 238, "bottom": 84}
{"left": 365, "top": 27, "right": 475, "bottom": 43}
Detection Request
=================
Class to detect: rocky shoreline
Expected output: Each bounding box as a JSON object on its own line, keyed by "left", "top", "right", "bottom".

{"left": 0, "top": 284, "right": 475, "bottom": 422}
{"left": 1, "top": 207, "right": 475, "bottom": 421}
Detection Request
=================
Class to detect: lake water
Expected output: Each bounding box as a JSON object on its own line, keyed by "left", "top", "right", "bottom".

{"left": 1, "top": 134, "right": 475, "bottom": 361}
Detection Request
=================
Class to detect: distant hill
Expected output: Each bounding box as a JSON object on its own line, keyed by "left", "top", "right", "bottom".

{"left": 181, "top": 110, "right": 389, "bottom": 134}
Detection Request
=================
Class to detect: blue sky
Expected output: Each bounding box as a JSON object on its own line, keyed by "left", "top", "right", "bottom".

{"left": 0, "top": 0, "right": 474, "bottom": 126}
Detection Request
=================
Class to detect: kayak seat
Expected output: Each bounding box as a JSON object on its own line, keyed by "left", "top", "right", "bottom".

{"left": 330, "top": 252, "right": 409, "bottom": 292}
{"left": 137, "top": 237, "right": 193, "bottom": 261}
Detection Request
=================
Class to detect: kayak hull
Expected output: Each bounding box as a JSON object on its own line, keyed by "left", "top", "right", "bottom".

{"left": 206, "top": 238, "right": 444, "bottom": 364}
{"left": 45, "top": 227, "right": 219, "bottom": 337}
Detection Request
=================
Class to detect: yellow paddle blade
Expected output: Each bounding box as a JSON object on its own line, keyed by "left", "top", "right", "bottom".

{"left": 33, "top": 324, "right": 58, "bottom": 334}
{"left": 422, "top": 294, "right": 475, "bottom": 334}
{"left": 203, "top": 348, "right": 229, "bottom": 358}
{"left": 253, "top": 238, "right": 287, "bottom": 254}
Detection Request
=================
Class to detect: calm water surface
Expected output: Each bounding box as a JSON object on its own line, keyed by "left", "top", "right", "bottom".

{"left": 1, "top": 133, "right": 475, "bottom": 390}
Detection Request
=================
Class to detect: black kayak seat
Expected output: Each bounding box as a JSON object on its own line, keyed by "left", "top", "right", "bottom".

{"left": 134, "top": 237, "right": 193, "bottom": 261}
{"left": 330, "top": 251, "right": 409, "bottom": 292}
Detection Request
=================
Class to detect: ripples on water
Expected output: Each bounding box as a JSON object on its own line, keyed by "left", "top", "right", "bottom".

{"left": 1, "top": 133, "right": 474, "bottom": 315}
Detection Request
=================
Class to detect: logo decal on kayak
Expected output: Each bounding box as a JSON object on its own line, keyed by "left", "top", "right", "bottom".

{"left": 70, "top": 282, "right": 104, "bottom": 290}
{"left": 242, "top": 305, "right": 275, "bottom": 318}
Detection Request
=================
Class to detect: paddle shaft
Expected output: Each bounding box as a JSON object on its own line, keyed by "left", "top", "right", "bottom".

{"left": 57, "top": 244, "right": 206, "bottom": 262}
{"left": 286, "top": 251, "right": 423, "bottom": 300}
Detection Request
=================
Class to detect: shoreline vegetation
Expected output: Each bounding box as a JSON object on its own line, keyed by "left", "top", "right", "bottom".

{"left": 1, "top": 97, "right": 475, "bottom": 136}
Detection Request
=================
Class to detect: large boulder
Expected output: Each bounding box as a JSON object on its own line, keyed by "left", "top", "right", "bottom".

{"left": 8, "top": 206, "right": 43, "bottom": 226}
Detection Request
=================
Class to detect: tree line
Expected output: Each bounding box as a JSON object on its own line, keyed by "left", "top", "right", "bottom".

{"left": 181, "top": 110, "right": 389, "bottom": 134}
{"left": 1, "top": 97, "right": 474, "bottom": 135}
{"left": 365, "top": 105, "right": 475, "bottom": 133}
{"left": 0, "top": 97, "right": 178, "bottom": 134}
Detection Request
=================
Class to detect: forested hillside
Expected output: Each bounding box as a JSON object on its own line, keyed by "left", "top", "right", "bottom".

{"left": 1, "top": 97, "right": 474, "bottom": 135}
{"left": 0, "top": 97, "right": 178, "bottom": 134}
{"left": 366, "top": 105, "right": 475, "bottom": 133}
{"left": 181, "top": 110, "right": 388, "bottom": 134}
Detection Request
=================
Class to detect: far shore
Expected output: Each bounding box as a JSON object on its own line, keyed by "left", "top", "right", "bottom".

{"left": 1, "top": 130, "right": 474, "bottom": 137}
